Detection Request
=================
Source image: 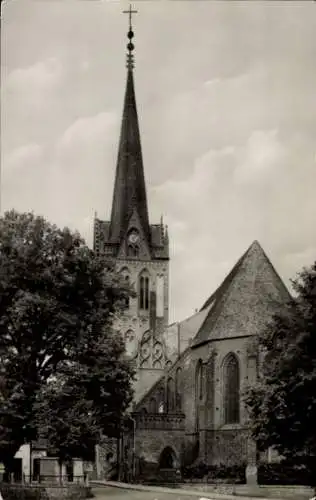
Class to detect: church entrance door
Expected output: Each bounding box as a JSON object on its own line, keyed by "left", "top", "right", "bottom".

{"left": 159, "top": 447, "right": 179, "bottom": 482}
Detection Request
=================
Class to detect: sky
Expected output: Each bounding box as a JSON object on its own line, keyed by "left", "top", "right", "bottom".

{"left": 1, "top": 0, "right": 316, "bottom": 323}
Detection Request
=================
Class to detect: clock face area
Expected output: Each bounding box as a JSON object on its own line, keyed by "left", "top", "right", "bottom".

{"left": 128, "top": 230, "right": 140, "bottom": 245}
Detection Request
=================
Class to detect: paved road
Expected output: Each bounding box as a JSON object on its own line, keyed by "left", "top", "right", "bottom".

{"left": 92, "top": 485, "right": 207, "bottom": 500}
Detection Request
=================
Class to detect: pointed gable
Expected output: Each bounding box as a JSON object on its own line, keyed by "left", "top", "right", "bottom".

{"left": 110, "top": 68, "right": 150, "bottom": 243}
{"left": 117, "top": 208, "right": 151, "bottom": 260}
{"left": 192, "top": 241, "right": 291, "bottom": 347}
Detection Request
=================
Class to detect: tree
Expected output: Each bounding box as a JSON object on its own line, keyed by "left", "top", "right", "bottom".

{"left": 35, "top": 322, "right": 135, "bottom": 472}
{"left": 0, "top": 210, "right": 134, "bottom": 468}
{"left": 245, "top": 261, "right": 316, "bottom": 486}
{"left": 35, "top": 378, "right": 99, "bottom": 481}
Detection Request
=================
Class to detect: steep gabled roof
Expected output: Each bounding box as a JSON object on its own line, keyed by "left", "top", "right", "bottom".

{"left": 192, "top": 240, "right": 291, "bottom": 347}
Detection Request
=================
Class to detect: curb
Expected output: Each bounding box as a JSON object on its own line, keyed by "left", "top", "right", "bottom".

{"left": 90, "top": 480, "right": 280, "bottom": 500}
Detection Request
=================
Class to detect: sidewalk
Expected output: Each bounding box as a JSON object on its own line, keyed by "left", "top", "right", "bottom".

{"left": 90, "top": 479, "right": 281, "bottom": 500}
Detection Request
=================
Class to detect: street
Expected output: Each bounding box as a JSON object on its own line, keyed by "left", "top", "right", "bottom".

{"left": 92, "top": 486, "right": 203, "bottom": 500}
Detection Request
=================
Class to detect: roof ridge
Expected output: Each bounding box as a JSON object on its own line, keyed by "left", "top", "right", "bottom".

{"left": 254, "top": 243, "right": 292, "bottom": 300}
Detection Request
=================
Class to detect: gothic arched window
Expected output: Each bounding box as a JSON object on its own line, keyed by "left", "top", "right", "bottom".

{"left": 167, "top": 377, "right": 175, "bottom": 412}
{"left": 175, "top": 367, "right": 183, "bottom": 411}
{"left": 223, "top": 353, "right": 240, "bottom": 424}
{"left": 195, "top": 359, "right": 203, "bottom": 432}
{"left": 157, "top": 387, "right": 165, "bottom": 413}
{"left": 139, "top": 270, "right": 150, "bottom": 311}
{"left": 196, "top": 359, "right": 203, "bottom": 401}
{"left": 149, "top": 397, "right": 157, "bottom": 413}
{"left": 124, "top": 329, "right": 136, "bottom": 358}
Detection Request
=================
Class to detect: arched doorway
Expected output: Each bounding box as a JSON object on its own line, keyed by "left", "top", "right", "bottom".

{"left": 159, "top": 446, "right": 178, "bottom": 470}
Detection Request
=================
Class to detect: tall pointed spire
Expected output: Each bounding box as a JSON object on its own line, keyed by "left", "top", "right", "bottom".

{"left": 110, "top": 6, "right": 150, "bottom": 242}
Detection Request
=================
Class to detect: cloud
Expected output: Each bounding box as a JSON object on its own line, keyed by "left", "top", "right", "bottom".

{"left": 5, "top": 58, "right": 63, "bottom": 93}
{"left": 2, "top": 143, "right": 43, "bottom": 173}
{"left": 58, "top": 112, "right": 117, "bottom": 152}
{"left": 234, "top": 129, "right": 286, "bottom": 184}
{"left": 1, "top": 111, "right": 119, "bottom": 239}
{"left": 2, "top": 143, "right": 48, "bottom": 215}
{"left": 2, "top": 2, "right": 316, "bottom": 323}
{"left": 151, "top": 128, "right": 316, "bottom": 321}
{"left": 46, "top": 112, "right": 119, "bottom": 236}
{"left": 2, "top": 58, "right": 64, "bottom": 150}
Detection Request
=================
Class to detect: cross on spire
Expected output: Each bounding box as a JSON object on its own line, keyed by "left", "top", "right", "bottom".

{"left": 123, "top": 4, "right": 138, "bottom": 30}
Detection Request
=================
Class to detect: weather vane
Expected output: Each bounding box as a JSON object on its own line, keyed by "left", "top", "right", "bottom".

{"left": 123, "top": 4, "right": 138, "bottom": 69}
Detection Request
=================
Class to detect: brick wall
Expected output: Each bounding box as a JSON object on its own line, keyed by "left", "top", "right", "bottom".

{"left": 135, "top": 335, "right": 254, "bottom": 473}
{"left": 206, "top": 428, "right": 248, "bottom": 466}
{"left": 126, "top": 413, "right": 185, "bottom": 479}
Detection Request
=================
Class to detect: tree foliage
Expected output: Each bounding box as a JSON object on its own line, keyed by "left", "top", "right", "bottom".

{"left": 0, "top": 210, "right": 134, "bottom": 466}
{"left": 245, "top": 261, "right": 316, "bottom": 482}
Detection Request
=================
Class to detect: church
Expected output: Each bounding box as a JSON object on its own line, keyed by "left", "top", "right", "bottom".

{"left": 93, "top": 10, "right": 290, "bottom": 483}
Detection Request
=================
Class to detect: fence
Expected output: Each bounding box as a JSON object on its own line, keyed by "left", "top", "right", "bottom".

{"left": 1, "top": 474, "right": 88, "bottom": 485}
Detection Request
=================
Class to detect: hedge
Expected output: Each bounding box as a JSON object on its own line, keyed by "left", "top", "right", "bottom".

{"left": 0, "top": 484, "right": 91, "bottom": 500}
{"left": 258, "top": 463, "right": 314, "bottom": 486}
{"left": 182, "top": 462, "right": 246, "bottom": 483}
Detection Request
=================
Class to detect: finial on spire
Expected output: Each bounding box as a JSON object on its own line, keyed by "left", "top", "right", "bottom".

{"left": 123, "top": 4, "right": 138, "bottom": 70}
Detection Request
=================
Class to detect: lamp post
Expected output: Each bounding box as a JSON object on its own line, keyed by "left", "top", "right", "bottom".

{"left": 129, "top": 416, "right": 136, "bottom": 482}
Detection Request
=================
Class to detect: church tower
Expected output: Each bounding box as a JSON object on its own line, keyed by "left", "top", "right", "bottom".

{"left": 93, "top": 7, "right": 170, "bottom": 402}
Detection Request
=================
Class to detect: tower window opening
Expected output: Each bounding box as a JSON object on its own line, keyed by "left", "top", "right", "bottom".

{"left": 128, "top": 244, "right": 139, "bottom": 258}
{"left": 139, "top": 274, "right": 150, "bottom": 311}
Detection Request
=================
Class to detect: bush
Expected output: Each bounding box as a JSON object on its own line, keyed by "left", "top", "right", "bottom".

{"left": 182, "top": 462, "right": 246, "bottom": 483}
{"left": 258, "top": 462, "right": 314, "bottom": 486}
{"left": 0, "top": 484, "right": 90, "bottom": 500}
{"left": 182, "top": 461, "right": 208, "bottom": 479}
{"left": 0, "top": 485, "right": 48, "bottom": 500}
{"left": 208, "top": 463, "right": 246, "bottom": 483}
